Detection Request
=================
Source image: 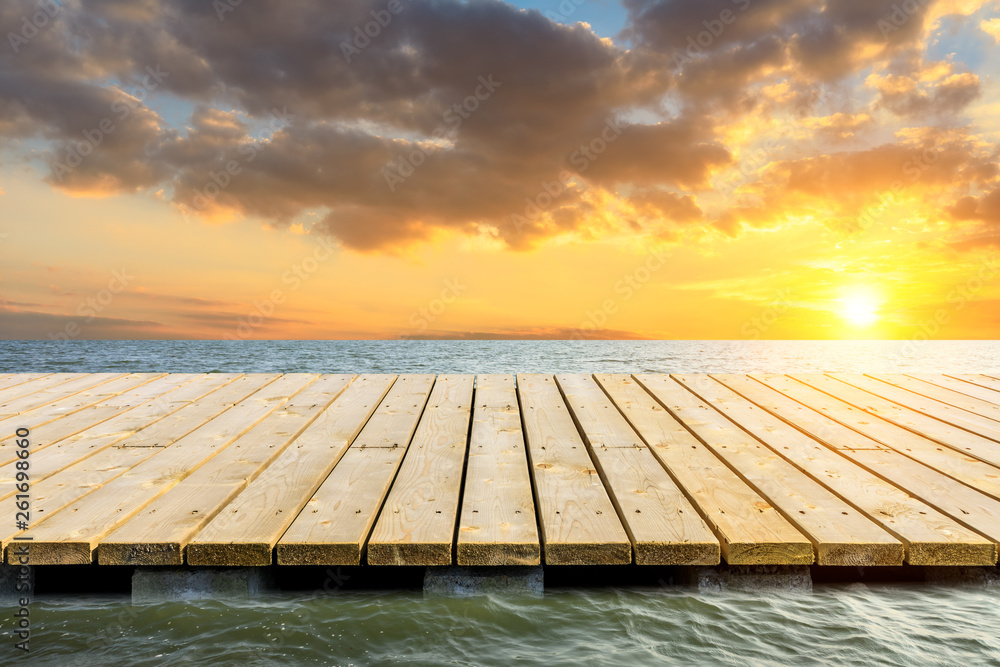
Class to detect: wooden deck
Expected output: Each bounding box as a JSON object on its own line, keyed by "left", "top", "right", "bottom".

{"left": 4, "top": 372, "right": 1000, "bottom": 568}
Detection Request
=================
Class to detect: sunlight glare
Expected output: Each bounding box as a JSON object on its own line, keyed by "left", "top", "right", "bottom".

{"left": 839, "top": 288, "right": 882, "bottom": 327}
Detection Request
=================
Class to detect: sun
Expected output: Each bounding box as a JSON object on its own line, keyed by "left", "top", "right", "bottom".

{"left": 838, "top": 288, "right": 882, "bottom": 327}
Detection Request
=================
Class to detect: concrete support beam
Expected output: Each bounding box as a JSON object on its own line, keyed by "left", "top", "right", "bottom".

{"left": 423, "top": 566, "right": 543, "bottom": 596}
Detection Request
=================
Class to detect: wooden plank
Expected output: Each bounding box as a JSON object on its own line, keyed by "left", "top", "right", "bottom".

{"left": 516, "top": 374, "right": 632, "bottom": 565}
{"left": 0, "top": 373, "right": 127, "bottom": 417}
{"left": 0, "top": 373, "right": 84, "bottom": 404}
{"left": 829, "top": 374, "right": 1000, "bottom": 444}
{"left": 869, "top": 374, "right": 1000, "bottom": 423}
{"left": 667, "top": 374, "right": 902, "bottom": 566}
{"left": 367, "top": 375, "right": 474, "bottom": 566}
{"left": 9, "top": 374, "right": 299, "bottom": 564}
{"left": 556, "top": 374, "right": 719, "bottom": 565}
{"left": 456, "top": 375, "right": 540, "bottom": 566}
{"left": 0, "top": 373, "right": 53, "bottom": 392}
{"left": 791, "top": 374, "right": 1000, "bottom": 475}
{"left": 0, "top": 373, "right": 199, "bottom": 462}
{"left": 705, "top": 374, "right": 996, "bottom": 565}
{"left": 919, "top": 374, "right": 1000, "bottom": 405}
{"left": 98, "top": 375, "right": 358, "bottom": 565}
{"left": 0, "top": 373, "right": 166, "bottom": 436}
{"left": 0, "top": 374, "right": 234, "bottom": 484}
{"left": 946, "top": 374, "right": 1000, "bottom": 395}
{"left": 599, "top": 374, "right": 812, "bottom": 565}
{"left": 275, "top": 375, "right": 437, "bottom": 565}
{"left": 186, "top": 375, "right": 396, "bottom": 566}
{"left": 745, "top": 374, "right": 1000, "bottom": 560}
{"left": 0, "top": 374, "right": 254, "bottom": 553}
{"left": 277, "top": 448, "right": 406, "bottom": 566}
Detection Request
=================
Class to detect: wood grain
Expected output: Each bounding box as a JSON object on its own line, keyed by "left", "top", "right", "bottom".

{"left": 711, "top": 374, "right": 997, "bottom": 566}
{"left": 367, "top": 375, "right": 474, "bottom": 565}
{"left": 782, "top": 374, "right": 1000, "bottom": 501}
{"left": 0, "top": 373, "right": 127, "bottom": 418}
{"left": 98, "top": 375, "right": 357, "bottom": 565}
{"left": 720, "top": 374, "right": 999, "bottom": 566}
{"left": 10, "top": 374, "right": 298, "bottom": 564}
{"left": 557, "top": 374, "right": 719, "bottom": 565}
{"left": 912, "top": 374, "right": 1000, "bottom": 406}
{"left": 669, "top": 374, "right": 903, "bottom": 566}
{"left": 186, "top": 375, "right": 397, "bottom": 566}
{"left": 456, "top": 375, "right": 540, "bottom": 566}
{"left": 601, "top": 374, "right": 813, "bottom": 565}
{"left": 276, "top": 375, "right": 436, "bottom": 565}
{"left": 832, "top": 374, "right": 1000, "bottom": 443}
{"left": 517, "top": 374, "right": 632, "bottom": 565}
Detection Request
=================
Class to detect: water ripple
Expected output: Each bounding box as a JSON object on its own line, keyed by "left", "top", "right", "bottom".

{"left": 12, "top": 586, "right": 1000, "bottom": 666}
{"left": 1, "top": 340, "right": 998, "bottom": 374}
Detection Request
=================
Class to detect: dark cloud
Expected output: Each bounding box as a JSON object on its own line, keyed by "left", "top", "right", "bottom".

{"left": 873, "top": 72, "right": 982, "bottom": 118}
{"left": 173, "top": 310, "right": 312, "bottom": 327}
{"left": 0, "top": 0, "right": 993, "bottom": 253}
{"left": 949, "top": 188, "right": 1000, "bottom": 225}
{"left": 3, "top": 0, "right": 730, "bottom": 250}
{"left": 622, "top": 0, "right": 936, "bottom": 90}
{"left": 579, "top": 120, "right": 731, "bottom": 188}
{"left": 628, "top": 188, "right": 704, "bottom": 223}
{"left": 948, "top": 188, "right": 1000, "bottom": 247}
{"left": 129, "top": 292, "right": 240, "bottom": 308}
{"left": 0, "top": 307, "right": 167, "bottom": 339}
{"left": 400, "top": 327, "right": 650, "bottom": 340}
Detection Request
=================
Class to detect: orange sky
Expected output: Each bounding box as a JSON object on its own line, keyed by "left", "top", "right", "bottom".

{"left": 1, "top": 0, "right": 999, "bottom": 340}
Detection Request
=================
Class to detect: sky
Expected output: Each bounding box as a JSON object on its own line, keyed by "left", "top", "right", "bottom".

{"left": 0, "top": 0, "right": 999, "bottom": 340}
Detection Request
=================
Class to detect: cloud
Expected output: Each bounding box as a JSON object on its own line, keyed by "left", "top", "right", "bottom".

{"left": 3, "top": 0, "right": 731, "bottom": 250}
{"left": 622, "top": 0, "right": 922, "bottom": 86}
{"left": 627, "top": 188, "right": 704, "bottom": 223}
{"left": 0, "top": 0, "right": 997, "bottom": 256}
{"left": 981, "top": 18, "right": 1000, "bottom": 42}
{"left": 0, "top": 307, "right": 167, "bottom": 340}
{"left": 948, "top": 187, "right": 1000, "bottom": 247}
{"left": 399, "top": 326, "right": 650, "bottom": 340}
{"left": 620, "top": 0, "right": 993, "bottom": 110}
{"left": 128, "top": 291, "right": 240, "bottom": 308}
{"left": 713, "top": 126, "right": 999, "bottom": 235}
{"left": 868, "top": 68, "right": 981, "bottom": 118}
